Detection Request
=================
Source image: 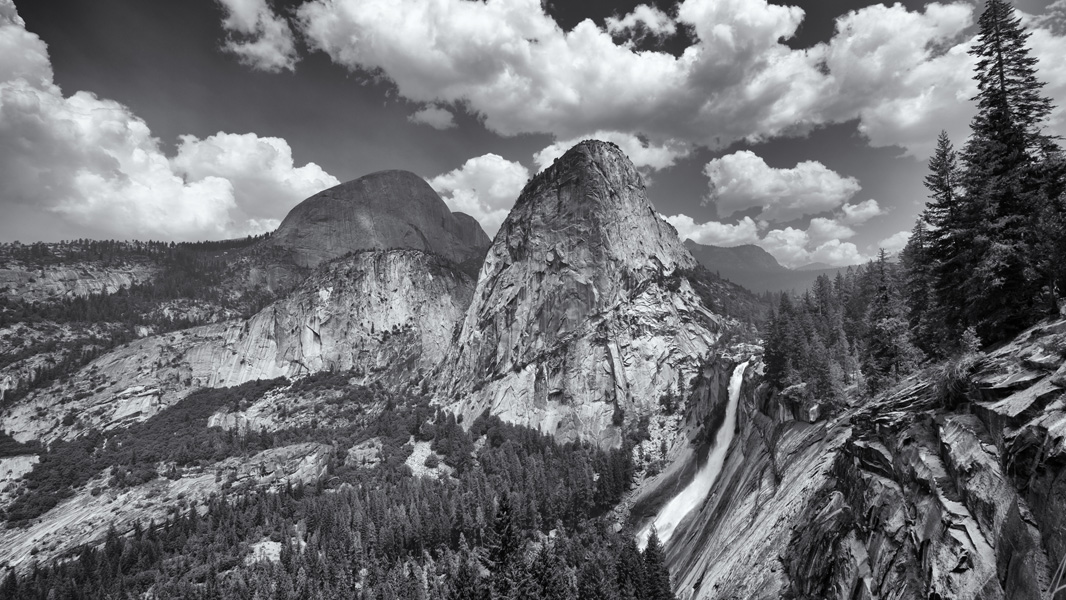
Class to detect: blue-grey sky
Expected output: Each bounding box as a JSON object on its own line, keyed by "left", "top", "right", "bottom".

{"left": 2, "top": 0, "right": 1065, "bottom": 267}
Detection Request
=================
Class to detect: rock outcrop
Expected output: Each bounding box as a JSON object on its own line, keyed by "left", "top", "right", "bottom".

{"left": 0, "top": 261, "right": 158, "bottom": 302}
{"left": 658, "top": 319, "right": 1066, "bottom": 599}
{"left": 440, "top": 141, "right": 731, "bottom": 447}
{"left": 0, "top": 442, "right": 331, "bottom": 571}
{"left": 265, "top": 170, "right": 490, "bottom": 269}
{"left": 3, "top": 250, "right": 475, "bottom": 443}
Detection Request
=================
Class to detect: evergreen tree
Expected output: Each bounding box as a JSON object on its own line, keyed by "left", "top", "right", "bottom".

{"left": 642, "top": 529, "right": 676, "bottom": 600}
{"left": 900, "top": 219, "right": 941, "bottom": 357}
{"left": 922, "top": 131, "right": 971, "bottom": 345}
{"left": 864, "top": 251, "right": 922, "bottom": 394}
{"left": 958, "top": 0, "right": 1062, "bottom": 342}
{"left": 615, "top": 538, "right": 646, "bottom": 600}
{"left": 968, "top": 0, "right": 1055, "bottom": 156}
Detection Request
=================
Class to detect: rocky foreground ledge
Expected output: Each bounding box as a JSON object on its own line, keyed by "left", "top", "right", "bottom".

{"left": 665, "top": 318, "right": 1066, "bottom": 600}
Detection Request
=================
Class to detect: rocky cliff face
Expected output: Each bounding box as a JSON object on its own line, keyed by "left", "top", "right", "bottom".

{"left": 0, "top": 261, "right": 158, "bottom": 302}
{"left": 439, "top": 141, "right": 731, "bottom": 447}
{"left": 2, "top": 250, "right": 475, "bottom": 443}
{"left": 659, "top": 319, "right": 1066, "bottom": 600}
{"left": 0, "top": 442, "right": 330, "bottom": 570}
{"left": 265, "top": 170, "right": 490, "bottom": 269}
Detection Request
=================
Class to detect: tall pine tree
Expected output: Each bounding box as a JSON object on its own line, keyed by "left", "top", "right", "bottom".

{"left": 864, "top": 250, "right": 922, "bottom": 394}
{"left": 959, "top": 0, "right": 1061, "bottom": 342}
{"left": 643, "top": 529, "right": 677, "bottom": 600}
{"left": 900, "top": 219, "right": 941, "bottom": 357}
{"left": 922, "top": 131, "right": 970, "bottom": 346}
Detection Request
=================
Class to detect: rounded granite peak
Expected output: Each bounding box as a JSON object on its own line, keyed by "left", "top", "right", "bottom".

{"left": 533, "top": 139, "right": 641, "bottom": 189}
{"left": 266, "top": 169, "right": 490, "bottom": 268}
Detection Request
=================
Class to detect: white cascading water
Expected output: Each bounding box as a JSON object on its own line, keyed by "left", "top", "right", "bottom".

{"left": 639, "top": 360, "right": 749, "bottom": 548}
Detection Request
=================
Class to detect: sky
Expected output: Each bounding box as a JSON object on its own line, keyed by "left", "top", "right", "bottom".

{"left": 2, "top": 0, "right": 1066, "bottom": 268}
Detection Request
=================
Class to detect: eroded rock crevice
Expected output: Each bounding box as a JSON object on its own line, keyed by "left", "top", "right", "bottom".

{"left": 667, "top": 321, "right": 1066, "bottom": 600}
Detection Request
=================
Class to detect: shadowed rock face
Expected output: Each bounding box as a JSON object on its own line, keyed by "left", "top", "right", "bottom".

{"left": 267, "top": 170, "right": 490, "bottom": 268}
{"left": 441, "top": 140, "right": 728, "bottom": 447}
{"left": 661, "top": 320, "right": 1066, "bottom": 600}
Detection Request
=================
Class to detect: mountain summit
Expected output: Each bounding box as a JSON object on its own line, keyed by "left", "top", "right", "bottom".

{"left": 441, "top": 140, "right": 731, "bottom": 446}
{"left": 266, "top": 169, "right": 490, "bottom": 268}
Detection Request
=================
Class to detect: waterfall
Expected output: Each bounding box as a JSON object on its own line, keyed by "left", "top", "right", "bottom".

{"left": 639, "top": 360, "right": 749, "bottom": 548}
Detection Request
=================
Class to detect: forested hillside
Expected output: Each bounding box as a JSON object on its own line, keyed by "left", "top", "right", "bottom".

{"left": 0, "top": 372, "right": 676, "bottom": 600}
{"left": 0, "top": 237, "right": 274, "bottom": 410}
{"left": 764, "top": 0, "right": 1065, "bottom": 404}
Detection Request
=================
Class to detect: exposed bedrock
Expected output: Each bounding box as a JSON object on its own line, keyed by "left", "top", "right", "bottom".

{"left": 663, "top": 320, "right": 1066, "bottom": 599}
{"left": 265, "top": 169, "right": 490, "bottom": 269}
{"left": 2, "top": 250, "right": 475, "bottom": 443}
{"left": 439, "top": 140, "right": 732, "bottom": 447}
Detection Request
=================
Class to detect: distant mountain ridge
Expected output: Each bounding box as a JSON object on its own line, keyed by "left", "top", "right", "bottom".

{"left": 683, "top": 239, "right": 854, "bottom": 294}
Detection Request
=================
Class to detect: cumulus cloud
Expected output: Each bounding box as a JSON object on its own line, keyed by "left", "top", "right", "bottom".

{"left": 663, "top": 214, "right": 760, "bottom": 247}
{"left": 819, "top": 2, "right": 977, "bottom": 157}
{"left": 606, "top": 5, "right": 677, "bottom": 40}
{"left": 807, "top": 239, "right": 867, "bottom": 267}
{"left": 408, "top": 104, "right": 456, "bottom": 130}
{"left": 215, "top": 0, "right": 298, "bottom": 72}
{"left": 1024, "top": 12, "right": 1066, "bottom": 138}
{"left": 0, "top": 2, "right": 334, "bottom": 241}
{"left": 172, "top": 132, "right": 339, "bottom": 222}
{"left": 807, "top": 217, "right": 856, "bottom": 244}
{"left": 758, "top": 227, "right": 867, "bottom": 268}
{"left": 704, "top": 151, "right": 861, "bottom": 222}
{"left": 879, "top": 230, "right": 912, "bottom": 255}
{"left": 839, "top": 199, "right": 885, "bottom": 225}
{"left": 428, "top": 154, "right": 530, "bottom": 236}
{"left": 285, "top": 0, "right": 1066, "bottom": 159}
{"left": 666, "top": 213, "right": 869, "bottom": 268}
{"left": 533, "top": 132, "right": 689, "bottom": 172}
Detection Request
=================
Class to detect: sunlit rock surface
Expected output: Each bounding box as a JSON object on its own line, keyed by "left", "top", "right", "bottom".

{"left": 0, "top": 262, "right": 158, "bottom": 302}
{"left": 265, "top": 169, "right": 490, "bottom": 269}
{"left": 662, "top": 320, "right": 1066, "bottom": 600}
{"left": 2, "top": 250, "right": 474, "bottom": 443}
{"left": 441, "top": 140, "right": 729, "bottom": 447}
{"left": 0, "top": 442, "right": 330, "bottom": 571}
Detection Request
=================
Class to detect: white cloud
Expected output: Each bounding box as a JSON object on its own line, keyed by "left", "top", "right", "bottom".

{"left": 879, "top": 230, "right": 912, "bottom": 255}
{"left": 663, "top": 214, "right": 760, "bottom": 246}
{"left": 1025, "top": 14, "right": 1066, "bottom": 138}
{"left": 839, "top": 199, "right": 884, "bottom": 225}
{"left": 287, "top": 0, "right": 1066, "bottom": 159}
{"left": 704, "top": 150, "right": 861, "bottom": 222}
{"left": 807, "top": 239, "right": 866, "bottom": 267}
{"left": 216, "top": 0, "right": 298, "bottom": 72}
{"left": 408, "top": 104, "right": 456, "bottom": 130}
{"left": 817, "top": 2, "right": 977, "bottom": 157}
{"left": 807, "top": 217, "right": 856, "bottom": 244}
{"left": 759, "top": 227, "right": 867, "bottom": 268}
{"left": 428, "top": 154, "right": 530, "bottom": 236}
{"left": 172, "top": 132, "right": 339, "bottom": 221}
{"left": 533, "top": 132, "right": 689, "bottom": 172}
{"left": 758, "top": 227, "right": 811, "bottom": 268}
{"left": 667, "top": 213, "right": 869, "bottom": 268}
{"left": 606, "top": 5, "right": 677, "bottom": 39}
{"left": 0, "top": 1, "right": 50, "bottom": 87}
{"left": 0, "top": 2, "right": 334, "bottom": 241}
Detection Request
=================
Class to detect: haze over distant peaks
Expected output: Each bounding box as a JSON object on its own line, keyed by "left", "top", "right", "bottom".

{"left": 266, "top": 169, "right": 490, "bottom": 268}
{"left": 683, "top": 239, "right": 855, "bottom": 294}
{"left": 795, "top": 261, "right": 835, "bottom": 271}
{"left": 683, "top": 240, "right": 786, "bottom": 274}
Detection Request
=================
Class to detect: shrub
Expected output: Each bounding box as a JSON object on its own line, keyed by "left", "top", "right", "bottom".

{"left": 935, "top": 353, "right": 982, "bottom": 408}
